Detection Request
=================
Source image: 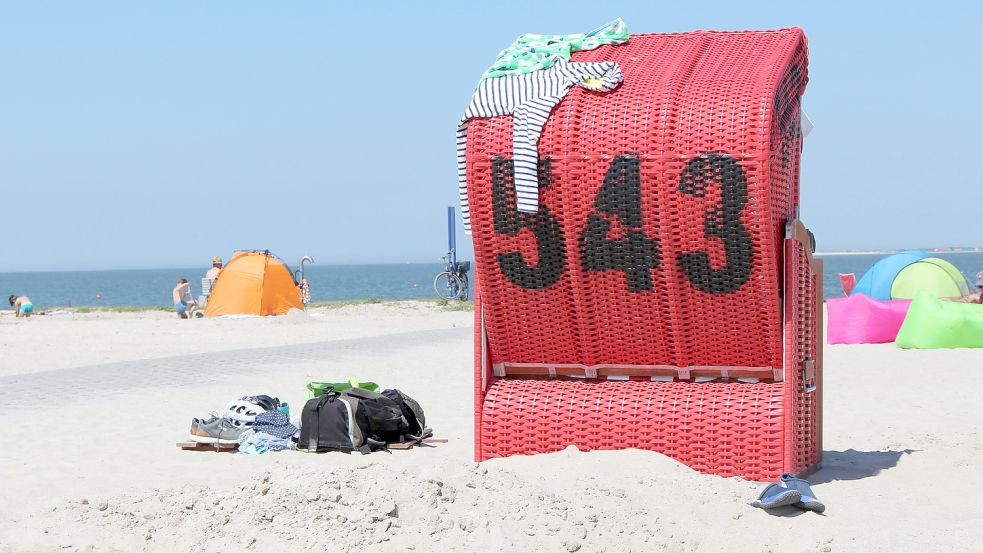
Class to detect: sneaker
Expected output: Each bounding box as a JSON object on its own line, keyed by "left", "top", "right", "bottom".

{"left": 189, "top": 416, "right": 245, "bottom": 445}
{"left": 748, "top": 483, "right": 801, "bottom": 510}
{"left": 191, "top": 411, "right": 220, "bottom": 427}
{"left": 780, "top": 473, "right": 826, "bottom": 514}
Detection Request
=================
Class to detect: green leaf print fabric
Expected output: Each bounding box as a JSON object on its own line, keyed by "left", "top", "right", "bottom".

{"left": 481, "top": 18, "right": 628, "bottom": 80}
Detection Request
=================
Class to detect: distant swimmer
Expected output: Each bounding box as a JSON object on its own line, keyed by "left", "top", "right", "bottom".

{"left": 8, "top": 294, "right": 33, "bottom": 318}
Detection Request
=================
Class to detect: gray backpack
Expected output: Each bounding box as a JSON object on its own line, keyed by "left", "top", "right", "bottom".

{"left": 381, "top": 389, "right": 429, "bottom": 440}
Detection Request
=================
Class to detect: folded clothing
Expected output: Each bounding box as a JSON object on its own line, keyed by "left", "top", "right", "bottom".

{"left": 237, "top": 429, "right": 295, "bottom": 454}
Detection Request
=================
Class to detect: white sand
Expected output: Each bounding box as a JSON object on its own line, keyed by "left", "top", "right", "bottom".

{"left": 0, "top": 303, "right": 981, "bottom": 552}
{"left": 0, "top": 302, "right": 470, "bottom": 377}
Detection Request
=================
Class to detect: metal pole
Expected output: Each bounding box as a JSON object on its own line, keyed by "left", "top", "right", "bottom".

{"left": 447, "top": 206, "right": 456, "bottom": 267}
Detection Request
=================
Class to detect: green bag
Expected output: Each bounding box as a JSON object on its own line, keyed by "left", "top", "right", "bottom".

{"left": 305, "top": 377, "right": 380, "bottom": 399}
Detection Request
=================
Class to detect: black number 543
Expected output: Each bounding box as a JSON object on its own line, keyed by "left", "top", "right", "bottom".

{"left": 490, "top": 152, "right": 753, "bottom": 295}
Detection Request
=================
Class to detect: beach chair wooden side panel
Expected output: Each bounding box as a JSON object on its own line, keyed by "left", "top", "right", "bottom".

{"left": 815, "top": 257, "right": 824, "bottom": 459}
{"left": 474, "top": 276, "right": 483, "bottom": 462}
{"left": 473, "top": 274, "right": 495, "bottom": 462}
{"left": 783, "top": 220, "right": 822, "bottom": 475}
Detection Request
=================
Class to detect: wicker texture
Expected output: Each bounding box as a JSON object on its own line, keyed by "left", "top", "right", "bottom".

{"left": 469, "top": 29, "right": 815, "bottom": 479}
{"left": 467, "top": 30, "right": 807, "bottom": 368}
{"left": 480, "top": 378, "right": 785, "bottom": 479}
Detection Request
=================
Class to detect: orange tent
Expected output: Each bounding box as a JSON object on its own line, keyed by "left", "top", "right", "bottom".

{"left": 204, "top": 250, "right": 304, "bottom": 316}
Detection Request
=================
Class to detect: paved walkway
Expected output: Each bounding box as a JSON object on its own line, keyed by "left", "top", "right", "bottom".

{"left": 0, "top": 327, "right": 471, "bottom": 411}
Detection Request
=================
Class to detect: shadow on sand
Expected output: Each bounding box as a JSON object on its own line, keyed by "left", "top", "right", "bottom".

{"left": 811, "top": 448, "right": 917, "bottom": 484}
{"left": 756, "top": 449, "right": 916, "bottom": 517}
{"left": 758, "top": 505, "right": 811, "bottom": 517}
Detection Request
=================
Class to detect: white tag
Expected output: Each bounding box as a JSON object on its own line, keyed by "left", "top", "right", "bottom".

{"left": 801, "top": 108, "right": 814, "bottom": 138}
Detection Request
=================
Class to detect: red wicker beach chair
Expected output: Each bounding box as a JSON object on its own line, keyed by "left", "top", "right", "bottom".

{"left": 467, "top": 29, "right": 821, "bottom": 480}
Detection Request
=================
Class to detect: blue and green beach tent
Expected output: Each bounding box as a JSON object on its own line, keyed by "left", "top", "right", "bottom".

{"left": 851, "top": 250, "right": 970, "bottom": 301}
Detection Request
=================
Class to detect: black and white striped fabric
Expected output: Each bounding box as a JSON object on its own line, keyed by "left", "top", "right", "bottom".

{"left": 457, "top": 58, "right": 623, "bottom": 232}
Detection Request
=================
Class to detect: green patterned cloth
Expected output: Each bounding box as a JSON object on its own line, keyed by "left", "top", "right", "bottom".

{"left": 481, "top": 18, "right": 628, "bottom": 80}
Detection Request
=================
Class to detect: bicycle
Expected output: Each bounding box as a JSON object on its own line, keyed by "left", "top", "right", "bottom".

{"left": 294, "top": 255, "right": 314, "bottom": 306}
{"left": 434, "top": 252, "right": 470, "bottom": 301}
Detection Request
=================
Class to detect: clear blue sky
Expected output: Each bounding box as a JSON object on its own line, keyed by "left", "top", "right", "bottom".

{"left": 2, "top": 1, "right": 980, "bottom": 271}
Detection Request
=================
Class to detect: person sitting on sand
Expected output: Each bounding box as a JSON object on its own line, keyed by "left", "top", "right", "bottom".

{"left": 172, "top": 279, "right": 199, "bottom": 319}
{"left": 8, "top": 294, "right": 33, "bottom": 318}
{"left": 205, "top": 256, "right": 223, "bottom": 282}
{"left": 956, "top": 271, "right": 983, "bottom": 303}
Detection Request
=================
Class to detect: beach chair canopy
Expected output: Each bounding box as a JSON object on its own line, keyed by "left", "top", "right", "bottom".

{"left": 204, "top": 250, "right": 303, "bottom": 316}
{"left": 852, "top": 251, "right": 970, "bottom": 301}
{"left": 468, "top": 28, "right": 808, "bottom": 370}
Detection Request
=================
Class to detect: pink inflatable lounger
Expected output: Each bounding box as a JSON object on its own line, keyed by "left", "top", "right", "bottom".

{"left": 826, "top": 293, "right": 911, "bottom": 344}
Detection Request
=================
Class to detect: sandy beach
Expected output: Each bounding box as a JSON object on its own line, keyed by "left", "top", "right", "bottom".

{"left": 0, "top": 302, "right": 981, "bottom": 552}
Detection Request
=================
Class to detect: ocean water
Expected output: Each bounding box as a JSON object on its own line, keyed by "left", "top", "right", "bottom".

{"left": 2, "top": 253, "right": 982, "bottom": 309}
{"left": 0, "top": 264, "right": 456, "bottom": 308}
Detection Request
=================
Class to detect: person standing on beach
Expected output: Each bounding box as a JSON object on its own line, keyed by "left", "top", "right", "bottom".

{"left": 172, "top": 279, "right": 198, "bottom": 319}
{"left": 206, "top": 256, "right": 223, "bottom": 282}
{"left": 8, "top": 294, "right": 33, "bottom": 317}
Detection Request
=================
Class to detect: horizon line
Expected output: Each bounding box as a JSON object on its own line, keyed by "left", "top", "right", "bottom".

{"left": 0, "top": 260, "right": 451, "bottom": 275}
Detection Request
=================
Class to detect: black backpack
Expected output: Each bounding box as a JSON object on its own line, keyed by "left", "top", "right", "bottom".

{"left": 381, "top": 389, "right": 429, "bottom": 440}
{"left": 342, "top": 387, "right": 411, "bottom": 443}
{"left": 299, "top": 391, "right": 368, "bottom": 453}
{"left": 298, "top": 388, "right": 429, "bottom": 453}
{"left": 299, "top": 388, "right": 410, "bottom": 453}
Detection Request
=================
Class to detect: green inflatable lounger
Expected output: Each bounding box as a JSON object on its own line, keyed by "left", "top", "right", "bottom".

{"left": 896, "top": 291, "right": 983, "bottom": 349}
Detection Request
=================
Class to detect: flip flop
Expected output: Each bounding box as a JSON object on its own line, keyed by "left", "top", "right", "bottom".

{"left": 748, "top": 482, "right": 801, "bottom": 509}
{"left": 780, "top": 473, "right": 826, "bottom": 514}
